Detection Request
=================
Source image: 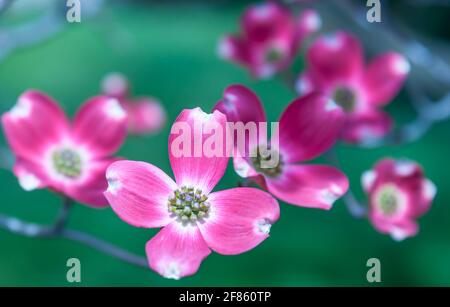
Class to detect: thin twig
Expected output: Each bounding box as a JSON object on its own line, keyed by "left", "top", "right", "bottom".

{"left": 0, "top": 209, "right": 148, "bottom": 268}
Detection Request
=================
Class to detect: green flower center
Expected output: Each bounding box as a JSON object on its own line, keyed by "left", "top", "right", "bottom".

{"left": 376, "top": 185, "right": 399, "bottom": 216}
{"left": 333, "top": 87, "right": 356, "bottom": 112}
{"left": 168, "top": 186, "right": 210, "bottom": 224}
{"left": 52, "top": 148, "right": 82, "bottom": 178}
{"left": 251, "top": 146, "right": 283, "bottom": 177}
{"left": 265, "top": 47, "right": 283, "bottom": 63}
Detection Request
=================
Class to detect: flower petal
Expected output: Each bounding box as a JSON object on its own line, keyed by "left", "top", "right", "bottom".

{"left": 278, "top": 93, "right": 345, "bottom": 163}
{"left": 341, "top": 111, "right": 392, "bottom": 143}
{"left": 297, "top": 9, "right": 322, "bottom": 41}
{"left": 265, "top": 164, "right": 349, "bottom": 210}
{"left": 217, "top": 35, "right": 251, "bottom": 65}
{"left": 65, "top": 158, "right": 119, "bottom": 208}
{"left": 72, "top": 96, "right": 128, "bottom": 158}
{"left": 363, "top": 52, "right": 409, "bottom": 106}
{"left": 198, "top": 187, "right": 279, "bottom": 255}
{"left": 169, "top": 108, "right": 229, "bottom": 193}
{"left": 146, "top": 222, "right": 211, "bottom": 279}
{"left": 104, "top": 160, "right": 177, "bottom": 228}
{"left": 369, "top": 214, "right": 418, "bottom": 241}
{"left": 123, "top": 98, "right": 166, "bottom": 135}
{"left": 213, "top": 84, "right": 266, "bottom": 124}
{"left": 242, "top": 2, "right": 291, "bottom": 44}
{"left": 13, "top": 158, "right": 48, "bottom": 191}
{"left": 307, "top": 31, "right": 363, "bottom": 86}
{"left": 101, "top": 72, "right": 130, "bottom": 99}
{"left": 1, "top": 91, "right": 69, "bottom": 162}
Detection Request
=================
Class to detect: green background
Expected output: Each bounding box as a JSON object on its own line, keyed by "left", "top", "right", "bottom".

{"left": 0, "top": 1, "right": 449, "bottom": 286}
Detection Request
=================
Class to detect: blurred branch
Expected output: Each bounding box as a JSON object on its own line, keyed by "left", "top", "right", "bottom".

{"left": 0, "top": 0, "right": 104, "bottom": 62}
{"left": 0, "top": 197, "right": 148, "bottom": 268}
{"left": 0, "top": 146, "right": 13, "bottom": 170}
{"left": 324, "top": 149, "right": 367, "bottom": 218}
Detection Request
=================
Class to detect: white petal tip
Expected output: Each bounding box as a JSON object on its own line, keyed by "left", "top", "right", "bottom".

{"left": 18, "top": 173, "right": 42, "bottom": 191}
{"left": 217, "top": 38, "right": 233, "bottom": 59}
{"left": 104, "top": 98, "right": 127, "bottom": 120}
{"left": 362, "top": 170, "right": 377, "bottom": 192}
{"left": 423, "top": 179, "right": 437, "bottom": 201}
{"left": 394, "top": 160, "right": 416, "bottom": 177}
{"left": 256, "top": 219, "right": 272, "bottom": 235}
{"left": 102, "top": 72, "right": 128, "bottom": 96}
{"left": 161, "top": 262, "right": 181, "bottom": 280}
{"left": 390, "top": 227, "right": 409, "bottom": 242}
{"left": 392, "top": 56, "right": 410, "bottom": 75}
{"left": 325, "top": 99, "right": 339, "bottom": 111}
{"left": 304, "top": 11, "right": 322, "bottom": 32}
{"left": 106, "top": 170, "right": 121, "bottom": 195}
{"left": 9, "top": 97, "right": 32, "bottom": 119}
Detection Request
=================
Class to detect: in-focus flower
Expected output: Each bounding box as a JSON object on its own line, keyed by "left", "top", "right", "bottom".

{"left": 218, "top": 2, "right": 321, "bottom": 79}
{"left": 214, "top": 84, "right": 349, "bottom": 209}
{"left": 297, "top": 31, "right": 410, "bottom": 143}
{"left": 104, "top": 108, "right": 280, "bottom": 279}
{"left": 102, "top": 72, "right": 166, "bottom": 135}
{"left": 362, "top": 158, "right": 436, "bottom": 241}
{"left": 1, "top": 91, "right": 128, "bottom": 207}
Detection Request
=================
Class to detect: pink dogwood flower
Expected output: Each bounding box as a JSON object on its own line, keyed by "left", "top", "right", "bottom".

{"left": 1, "top": 91, "right": 128, "bottom": 207}
{"left": 102, "top": 72, "right": 166, "bottom": 135}
{"left": 104, "top": 107, "right": 280, "bottom": 279}
{"left": 214, "top": 84, "right": 349, "bottom": 210}
{"left": 297, "top": 31, "right": 410, "bottom": 143}
{"left": 218, "top": 2, "right": 321, "bottom": 79}
{"left": 362, "top": 158, "right": 436, "bottom": 241}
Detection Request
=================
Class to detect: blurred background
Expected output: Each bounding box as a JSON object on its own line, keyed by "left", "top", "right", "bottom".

{"left": 0, "top": 0, "right": 449, "bottom": 286}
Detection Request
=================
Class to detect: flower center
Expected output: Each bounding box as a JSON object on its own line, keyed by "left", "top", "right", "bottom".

{"left": 168, "top": 186, "right": 210, "bottom": 224}
{"left": 251, "top": 146, "right": 283, "bottom": 177}
{"left": 376, "top": 185, "right": 400, "bottom": 216}
{"left": 265, "top": 47, "right": 283, "bottom": 63}
{"left": 52, "top": 148, "right": 82, "bottom": 178}
{"left": 333, "top": 87, "right": 356, "bottom": 112}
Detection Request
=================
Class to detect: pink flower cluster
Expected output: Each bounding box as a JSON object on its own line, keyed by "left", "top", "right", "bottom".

{"left": 0, "top": 1, "right": 438, "bottom": 281}
{"left": 363, "top": 158, "right": 436, "bottom": 241}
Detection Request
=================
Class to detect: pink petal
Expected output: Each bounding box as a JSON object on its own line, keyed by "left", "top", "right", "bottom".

{"left": 214, "top": 85, "right": 266, "bottom": 159}
{"left": 104, "top": 160, "right": 177, "bottom": 228}
{"left": 13, "top": 158, "right": 48, "bottom": 191}
{"left": 369, "top": 214, "right": 418, "bottom": 241}
{"left": 297, "top": 9, "right": 322, "bottom": 41}
{"left": 123, "top": 98, "right": 166, "bottom": 135}
{"left": 295, "top": 71, "right": 316, "bottom": 96}
{"left": 242, "top": 2, "right": 291, "bottom": 44}
{"left": 1, "top": 91, "right": 69, "bottom": 163}
{"left": 101, "top": 72, "right": 129, "bottom": 99}
{"left": 307, "top": 31, "right": 364, "bottom": 87}
{"left": 265, "top": 164, "right": 349, "bottom": 210}
{"left": 169, "top": 108, "right": 229, "bottom": 193}
{"left": 217, "top": 35, "right": 251, "bottom": 66}
{"left": 341, "top": 111, "right": 392, "bottom": 143}
{"left": 65, "top": 158, "right": 119, "bottom": 208}
{"left": 278, "top": 93, "right": 345, "bottom": 163}
{"left": 213, "top": 84, "right": 266, "bottom": 124}
{"left": 369, "top": 158, "right": 434, "bottom": 218}
{"left": 363, "top": 52, "right": 410, "bottom": 106}
{"left": 198, "top": 187, "right": 280, "bottom": 255}
{"left": 72, "top": 96, "right": 128, "bottom": 158}
{"left": 146, "top": 222, "right": 211, "bottom": 279}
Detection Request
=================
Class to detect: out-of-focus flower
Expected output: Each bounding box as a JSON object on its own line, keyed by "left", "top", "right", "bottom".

{"left": 218, "top": 2, "right": 321, "bottom": 79}
{"left": 214, "top": 85, "right": 349, "bottom": 209}
{"left": 104, "top": 107, "right": 280, "bottom": 279}
{"left": 362, "top": 158, "right": 436, "bottom": 241}
{"left": 102, "top": 73, "right": 166, "bottom": 135}
{"left": 1, "top": 91, "right": 128, "bottom": 207}
{"left": 297, "top": 31, "right": 410, "bottom": 143}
